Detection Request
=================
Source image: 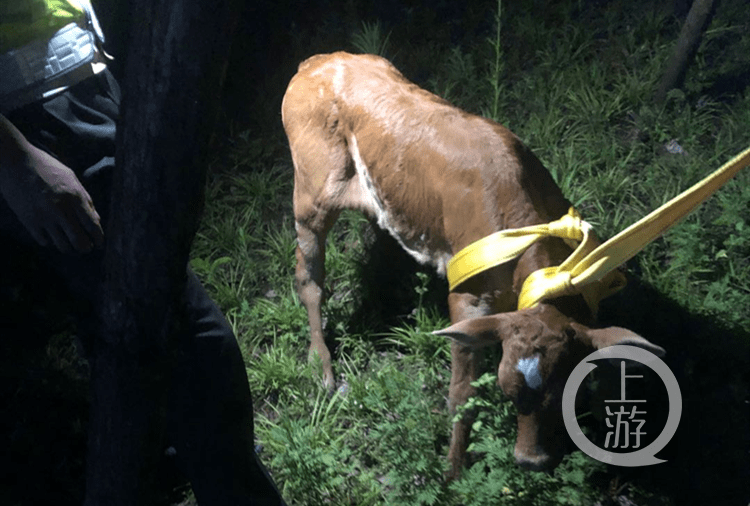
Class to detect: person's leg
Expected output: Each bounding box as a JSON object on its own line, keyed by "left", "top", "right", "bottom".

{"left": 4, "top": 72, "right": 286, "bottom": 504}
{"left": 167, "top": 270, "right": 286, "bottom": 505}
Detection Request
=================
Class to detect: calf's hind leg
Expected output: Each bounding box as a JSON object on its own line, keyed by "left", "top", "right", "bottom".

{"left": 294, "top": 213, "right": 339, "bottom": 389}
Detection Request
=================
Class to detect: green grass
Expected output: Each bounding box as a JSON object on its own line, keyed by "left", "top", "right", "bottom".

{"left": 189, "top": 1, "right": 750, "bottom": 504}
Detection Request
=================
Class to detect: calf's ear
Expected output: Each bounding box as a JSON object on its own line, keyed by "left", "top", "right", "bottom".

{"left": 433, "top": 314, "right": 513, "bottom": 349}
{"left": 570, "top": 322, "right": 666, "bottom": 357}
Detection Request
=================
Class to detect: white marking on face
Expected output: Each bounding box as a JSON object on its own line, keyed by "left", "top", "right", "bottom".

{"left": 516, "top": 355, "right": 542, "bottom": 390}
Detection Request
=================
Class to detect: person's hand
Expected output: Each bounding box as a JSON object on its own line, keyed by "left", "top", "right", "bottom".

{"left": 0, "top": 142, "right": 105, "bottom": 254}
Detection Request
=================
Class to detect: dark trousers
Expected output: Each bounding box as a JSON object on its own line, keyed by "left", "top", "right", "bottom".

{"left": 1, "top": 71, "right": 285, "bottom": 506}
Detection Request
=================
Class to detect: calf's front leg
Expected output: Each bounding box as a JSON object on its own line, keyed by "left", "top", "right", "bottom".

{"left": 444, "top": 290, "right": 487, "bottom": 479}
{"left": 446, "top": 340, "right": 480, "bottom": 480}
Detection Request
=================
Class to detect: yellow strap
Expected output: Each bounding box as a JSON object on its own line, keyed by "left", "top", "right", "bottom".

{"left": 446, "top": 207, "right": 590, "bottom": 291}
{"left": 518, "top": 145, "right": 750, "bottom": 309}
{"left": 447, "top": 205, "right": 625, "bottom": 316}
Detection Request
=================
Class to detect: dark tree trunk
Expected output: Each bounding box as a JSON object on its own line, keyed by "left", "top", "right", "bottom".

{"left": 655, "top": 0, "right": 717, "bottom": 104}
{"left": 84, "top": 0, "right": 239, "bottom": 504}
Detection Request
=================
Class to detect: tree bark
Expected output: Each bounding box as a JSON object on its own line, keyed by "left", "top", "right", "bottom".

{"left": 84, "top": 0, "right": 238, "bottom": 504}
{"left": 655, "top": 0, "right": 717, "bottom": 104}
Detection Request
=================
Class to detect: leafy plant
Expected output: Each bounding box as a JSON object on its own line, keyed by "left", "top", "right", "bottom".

{"left": 351, "top": 20, "right": 392, "bottom": 57}
{"left": 348, "top": 363, "right": 450, "bottom": 506}
{"left": 484, "top": 0, "right": 506, "bottom": 122}
{"left": 258, "top": 390, "right": 382, "bottom": 505}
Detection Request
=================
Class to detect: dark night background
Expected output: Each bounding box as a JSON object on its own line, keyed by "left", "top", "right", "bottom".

{"left": 1, "top": 0, "right": 748, "bottom": 505}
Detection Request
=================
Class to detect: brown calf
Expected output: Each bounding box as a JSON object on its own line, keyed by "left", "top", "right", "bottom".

{"left": 281, "top": 52, "right": 664, "bottom": 476}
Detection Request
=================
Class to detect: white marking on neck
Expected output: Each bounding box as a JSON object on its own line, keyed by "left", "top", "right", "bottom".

{"left": 516, "top": 355, "right": 542, "bottom": 390}
{"left": 348, "top": 134, "right": 452, "bottom": 274}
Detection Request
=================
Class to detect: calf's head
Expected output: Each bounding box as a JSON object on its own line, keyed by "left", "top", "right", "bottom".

{"left": 435, "top": 303, "right": 665, "bottom": 472}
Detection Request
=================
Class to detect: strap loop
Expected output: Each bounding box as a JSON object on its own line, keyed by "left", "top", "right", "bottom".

{"left": 446, "top": 207, "right": 589, "bottom": 291}
{"left": 547, "top": 210, "right": 584, "bottom": 242}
